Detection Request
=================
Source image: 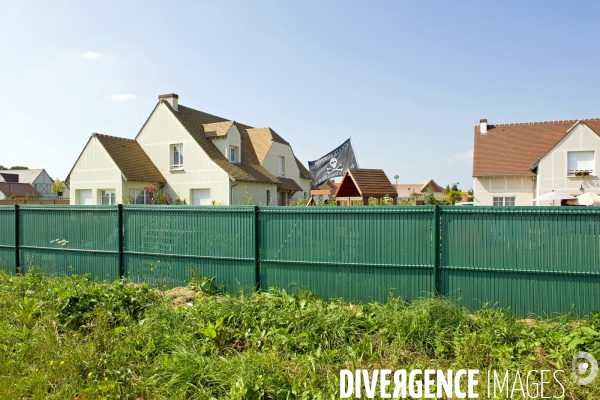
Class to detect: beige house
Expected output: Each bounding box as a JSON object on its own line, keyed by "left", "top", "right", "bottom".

{"left": 0, "top": 169, "right": 56, "bottom": 199}
{"left": 67, "top": 93, "right": 312, "bottom": 205}
{"left": 396, "top": 179, "right": 445, "bottom": 204}
{"left": 473, "top": 118, "right": 600, "bottom": 206}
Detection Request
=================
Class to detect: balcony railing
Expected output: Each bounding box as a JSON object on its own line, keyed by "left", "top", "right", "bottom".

{"left": 567, "top": 169, "right": 594, "bottom": 177}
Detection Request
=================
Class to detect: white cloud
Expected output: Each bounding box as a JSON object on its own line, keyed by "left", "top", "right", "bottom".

{"left": 448, "top": 149, "right": 473, "bottom": 164}
{"left": 109, "top": 94, "right": 136, "bottom": 101}
{"left": 80, "top": 51, "right": 103, "bottom": 60}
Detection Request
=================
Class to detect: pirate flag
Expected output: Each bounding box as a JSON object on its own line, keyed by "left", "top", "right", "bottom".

{"left": 308, "top": 139, "right": 358, "bottom": 186}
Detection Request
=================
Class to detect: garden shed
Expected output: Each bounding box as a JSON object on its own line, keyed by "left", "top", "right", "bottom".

{"left": 335, "top": 168, "right": 397, "bottom": 205}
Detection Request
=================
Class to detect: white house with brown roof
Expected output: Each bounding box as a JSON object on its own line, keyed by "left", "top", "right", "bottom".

{"left": 67, "top": 93, "right": 312, "bottom": 205}
{"left": 395, "top": 179, "right": 444, "bottom": 204}
{"left": 473, "top": 118, "right": 600, "bottom": 206}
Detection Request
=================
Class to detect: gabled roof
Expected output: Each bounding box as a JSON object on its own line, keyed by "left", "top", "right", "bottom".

{"left": 162, "top": 102, "right": 299, "bottom": 185}
{"left": 335, "top": 169, "right": 397, "bottom": 198}
{"left": 396, "top": 179, "right": 444, "bottom": 198}
{"left": 93, "top": 133, "right": 166, "bottom": 182}
{"left": 277, "top": 177, "right": 303, "bottom": 192}
{"left": 203, "top": 121, "right": 235, "bottom": 138}
{"left": 473, "top": 119, "right": 600, "bottom": 176}
{"left": 0, "top": 182, "right": 43, "bottom": 198}
{"left": 295, "top": 156, "right": 311, "bottom": 180}
{"left": 0, "top": 169, "right": 48, "bottom": 184}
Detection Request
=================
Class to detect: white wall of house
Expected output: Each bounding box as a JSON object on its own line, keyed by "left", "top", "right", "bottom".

{"left": 231, "top": 181, "right": 278, "bottom": 206}
{"left": 535, "top": 123, "right": 600, "bottom": 205}
{"left": 69, "top": 136, "right": 123, "bottom": 205}
{"left": 261, "top": 142, "right": 312, "bottom": 197}
{"left": 136, "top": 102, "right": 231, "bottom": 204}
{"left": 473, "top": 176, "right": 535, "bottom": 206}
{"left": 211, "top": 125, "right": 242, "bottom": 163}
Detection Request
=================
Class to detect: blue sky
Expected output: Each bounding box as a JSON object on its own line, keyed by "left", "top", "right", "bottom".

{"left": 1, "top": 1, "right": 599, "bottom": 189}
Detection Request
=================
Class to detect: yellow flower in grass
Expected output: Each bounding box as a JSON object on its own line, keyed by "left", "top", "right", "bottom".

{"left": 60, "top": 361, "right": 64, "bottom": 365}
{"left": 49, "top": 360, "right": 53, "bottom": 366}
{"left": 88, "top": 372, "right": 93, "bottom": 377}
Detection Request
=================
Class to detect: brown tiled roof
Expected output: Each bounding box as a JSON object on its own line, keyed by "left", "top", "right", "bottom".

{"left": 396, "top": 179, "right": 443, "bottom": 197}
{"left": 165, "top": 103, "right": 311, "bottom": 187}
{"left": 336, "top": 169, "right": 397, "bottom": 198}
{"left": 473, "top": 119, "right": 600, "bottom": 176}
{"left": 164, "top": 104, "right": 280, "bottom": 184}
{"left": 94, "top": 133, "right": 166, "bottom": 182}
{"left": 277, "top": 177, "right": 303, "bottom": 192}
{"left": 295, "top": 156, "right": 311, "bottom": 179}
{"left": 0, "top": 183, "right": 43, "bottom": 198}
{"left": 203, "top": 121, "right": 234, "bottom": 138}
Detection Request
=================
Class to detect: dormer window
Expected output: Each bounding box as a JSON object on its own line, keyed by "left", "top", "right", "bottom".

{"left": 229, "top": 146, "right": 238, "bottom": 163}
{"left": 172, "top": 144, "right": 184, "bottom": 169}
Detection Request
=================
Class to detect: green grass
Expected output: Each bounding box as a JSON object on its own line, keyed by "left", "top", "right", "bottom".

{"left": 0, "top": 271, "right": 598, "bottom": 399}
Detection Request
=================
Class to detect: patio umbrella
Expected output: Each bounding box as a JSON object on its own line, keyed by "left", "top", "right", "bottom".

{"left": 575, "top": 192, "right": 600, "bottom": 206}
{"left": 532, "top": 190, "right": 576, "bottom": 205}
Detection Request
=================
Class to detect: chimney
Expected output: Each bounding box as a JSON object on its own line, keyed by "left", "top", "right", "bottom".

{"left": 480, "top": 119, "right": 488, "bottom": 135}
{"left": 159, "top": 93, "right": 179, "bottom": 112}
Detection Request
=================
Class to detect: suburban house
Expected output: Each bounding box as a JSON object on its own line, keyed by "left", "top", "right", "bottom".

{"left": 0, "top": 182, "right": 43, "bottom": 200}
{"left": 473, "top": 118, "right": 600, "bottom": 206}
{"left": 396, "top": 179, "right": 445, "bottom": 204}
{"left": 67, "top": 93, "right": 312, "bottom": 205}
{"left": 0, "top": 169, "right": 56, "bottom": 199}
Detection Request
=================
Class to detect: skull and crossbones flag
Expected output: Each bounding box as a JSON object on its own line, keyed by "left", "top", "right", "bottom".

{"left": 308, "top": 138, "right": 358, "bottom": 186}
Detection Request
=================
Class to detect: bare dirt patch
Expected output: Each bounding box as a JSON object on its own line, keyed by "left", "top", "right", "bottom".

{"left": 163, "top": 287, "right": 202, "bottom": 308}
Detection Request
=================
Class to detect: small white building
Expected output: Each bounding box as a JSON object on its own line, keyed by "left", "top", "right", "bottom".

{"left": 67, "top": 93, "right": 312, "bottom": 205}
{"left": 473, "top": 118, "right": 600, "bottom": 206}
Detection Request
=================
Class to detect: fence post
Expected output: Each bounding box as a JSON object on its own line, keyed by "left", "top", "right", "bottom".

{"left": 254, "top": 205, "right": 261, "bottom": 291}
{"left": 15, "top": 204, "right": 20, "bottom": 275}
{"left": 118, "top": 204, "right": 124, "bottom": 279}
{"left": 432, "top": 205, "right": 440, "bottom": 295}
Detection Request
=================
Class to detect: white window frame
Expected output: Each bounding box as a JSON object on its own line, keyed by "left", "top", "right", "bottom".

{"left": 229, "top": 146, "right": 238, "bottom": 163}
{"left": 129, "top": 189, "right": 151, "bottom": 204}
{"left": 567, "top": 151, "right": 594, "bottom": 176}
{"left": 172, "top": 144, "right": 184, "bottom": 169}
{"left": 493, "top": 196, "right": 516, "bottom": 206}
{"left": 278, "top": 156, "right": 285, "bottom": 176}
{"left": 100, "top": 189, "right": 116, "bottom": 205}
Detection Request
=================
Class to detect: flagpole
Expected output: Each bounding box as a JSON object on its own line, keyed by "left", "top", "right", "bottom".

{"left": 350, "top": 136, "right": 359, "bottom": 168}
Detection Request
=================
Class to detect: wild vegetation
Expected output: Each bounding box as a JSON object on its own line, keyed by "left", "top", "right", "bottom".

{"left": 0, "top": 272, "right": 598, "bottom": 399}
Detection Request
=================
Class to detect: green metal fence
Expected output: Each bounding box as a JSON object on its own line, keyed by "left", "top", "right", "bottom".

{"left": 259, "top": 207, "right": 434, "bottom": 303}
{"left": 0, "top": 205, "right": 598, "bottom": 316}
{"left": 18, "top": 205, "right": 120, "bottom": 280}
{"left": 0, "top": 206, "right": 16, "bottom": 274}
{"left": 122, "top": 205, "right": 256, "bottom": 291}
{"left": 439, "top": 206, "right": 600, "bottom": 316}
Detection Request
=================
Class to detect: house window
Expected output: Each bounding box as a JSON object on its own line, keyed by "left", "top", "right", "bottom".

{"left": 493, "top": 196, "right": 516, "bottom": 206}
{"left": 278, "top": 156, "right": 285, "bottom": 176}
{"left": 229, "top": 146, "right": 238, "bottom": 163}
{"left": 129, "top": 189, "right": 151, "bottom": 204}
{"left": 101, "top": 190, "right": 116, "bottom": 205}
{"left": 266, "top": 189, "right": 270, "bottom": 205}
{"left": 567, "top": 151, "right": 594, "bottom": 176}
{"left": 172, "top": 144, "right": 184, "bottom": 169}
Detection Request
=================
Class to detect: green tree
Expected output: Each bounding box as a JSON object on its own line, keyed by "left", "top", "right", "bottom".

{"left": 9, "top": 166, "right": 28, "bottom": 170}
{"left": 424, "top": 188, "right": 436, "bottom": 205}
{"left": 0, "top": 165, "right": 5, "bottom": 170}
{"left": 51, "top": 179, "right": 65, "bottom": 195}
